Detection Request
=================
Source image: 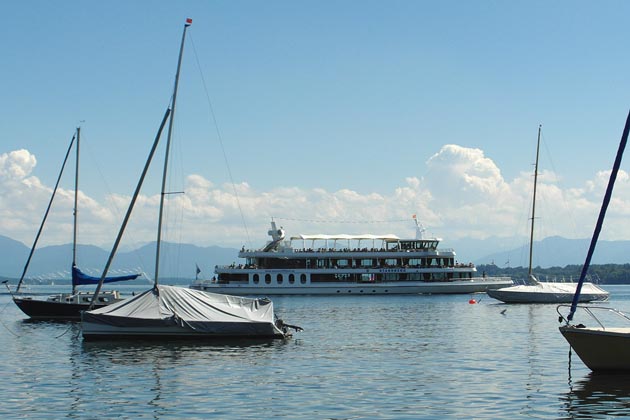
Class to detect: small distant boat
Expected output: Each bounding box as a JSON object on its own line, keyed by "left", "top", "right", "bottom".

{"left": 12, "top": 127, "right": 140, "bottom": 320}
{"left": 558, "top": 109, "right": 630, "bottom": 372}
{"left": 82, "top": 19, "right": 299, "bottom": 341}
{"left": 487, "top": 125, "right": 608, "bottom": 304}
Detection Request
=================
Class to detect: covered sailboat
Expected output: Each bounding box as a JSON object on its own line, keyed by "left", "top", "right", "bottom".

{"left": 81, "top": 19, "right": 298, "bottom": 341}
{"left": 558, "top": 109, "right": 630, "bottom": 372}
{"left": 82, "top": 285, "right": 286, "bottom": 339}
{"left": 487, "top": 125, "right": 608, "bottom": 304}
{"left": 12, "top": 127, "right": 140, "bottom": 320}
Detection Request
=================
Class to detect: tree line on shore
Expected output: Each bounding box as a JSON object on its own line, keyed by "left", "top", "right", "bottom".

{"left": 478, "top": 263, "right": 630, "bottom": 284}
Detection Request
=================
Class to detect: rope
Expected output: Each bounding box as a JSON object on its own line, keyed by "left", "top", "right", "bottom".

{"left": 0, "top": 300, "right": 20, "bottom": 337}
{"left": 189, "top": 33, "right": 252, "bottom": 248}
{"left": 55, "top": 324, "right": 75, "bottom": 339}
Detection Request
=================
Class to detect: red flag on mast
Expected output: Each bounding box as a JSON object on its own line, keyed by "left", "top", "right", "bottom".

{"left": 186, "top": 18, "right": 193, "bottom": 26}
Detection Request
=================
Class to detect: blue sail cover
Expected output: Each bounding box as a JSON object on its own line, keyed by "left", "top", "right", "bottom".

{"left": 72, "top": 265, "right": 140, "bottom": 287}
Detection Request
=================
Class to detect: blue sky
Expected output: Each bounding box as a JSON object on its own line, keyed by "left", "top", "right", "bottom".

{"left": 2, "top": 1, "right": 630, "bottom": 254}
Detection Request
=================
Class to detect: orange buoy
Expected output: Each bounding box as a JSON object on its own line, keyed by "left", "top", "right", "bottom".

{"left": 468, "top": 299, "right": 477, "bottom": 304}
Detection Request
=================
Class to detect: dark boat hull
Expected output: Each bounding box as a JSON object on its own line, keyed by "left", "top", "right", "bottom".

{"left": 13, "top": 297, "right": 110, "bottom": 320}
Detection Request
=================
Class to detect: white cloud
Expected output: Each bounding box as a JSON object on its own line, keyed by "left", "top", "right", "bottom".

{"left": 0, "top": 145, "right": 627, "bottom": 250}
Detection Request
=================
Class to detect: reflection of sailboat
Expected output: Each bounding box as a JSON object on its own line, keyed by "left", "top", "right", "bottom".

{"left": 562, "top": 372, "right": 630, "bottom": 417}
{"left": 81, "top": 19, "right": 299, "bottom": 340}
{"left": 558, "top": 110, "right": 630, "bottom": 372}
{"left": 12, "top": 127, "right": 140, "bottom": 320}
{"left": 487, "top": 125, "right": 608, "bottom": 303}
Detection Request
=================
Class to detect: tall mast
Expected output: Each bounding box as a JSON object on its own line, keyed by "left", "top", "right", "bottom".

{"left": 72, "top": 127, "right": 80, "bottom": 294}
{"left": 16, "top": 132, "right": 76, "bottom": 293}
{"left": 527, "top": 125, "right": 541, "bottom": 284}
{"left": 154, "top": 19, "right": 191, "bottom": 286}
{"left": 568, "top": 110, "right": 630, "bottom": 321}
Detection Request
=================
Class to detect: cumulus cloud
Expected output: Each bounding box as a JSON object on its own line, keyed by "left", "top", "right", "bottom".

{"left": 0, "top": 145, "right": 626, "bottom": 251}
{"left": 0, "top": 149, "right": 37, "bottom": 180}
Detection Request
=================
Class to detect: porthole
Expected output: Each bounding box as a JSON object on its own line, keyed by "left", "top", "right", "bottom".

{"left": 300, "top": 274, "right": 307, "bottom": 284}
{"left": 253, "top": 274, "right": 260, "bottom": 284}
{"left": 265, "top": 274, "right": 271, "bottom": 284}
{"left": 289, "top": 274, "right": 295, "bottom": 284}
{"left": 277, "top": 273, "right": 283, "bottom": 284}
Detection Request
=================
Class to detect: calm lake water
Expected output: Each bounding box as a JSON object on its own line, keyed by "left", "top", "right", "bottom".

{"left": 2, "top": 284, "right": 630, "bottom": 419}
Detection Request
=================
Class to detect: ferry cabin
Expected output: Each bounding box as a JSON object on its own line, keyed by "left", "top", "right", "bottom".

{"left": 215, "top": 236, "right": 477, "bottom": 286}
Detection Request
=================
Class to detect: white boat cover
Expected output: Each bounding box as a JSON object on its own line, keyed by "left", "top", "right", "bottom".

{"left": 82, "top": 285, "right": 285, "bottom": 337}
{"left": 487, "top": 282, "right": 609, "bottom": 304}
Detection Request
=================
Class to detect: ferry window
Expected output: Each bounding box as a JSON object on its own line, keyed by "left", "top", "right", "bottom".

{"left": 385, "top": 258, "right": 397, "bottom": 266}
{"left": 253, "top": 274, "right": 260, "bottom": 284}
{"left": 337, "top": 259, "right": 349, "bottom": 267}
{"left": 361, "top": 259, "right": 372, "bottom": 267}
{"left": 265, "top": 274, "right": 272, "bottom": 284}
{"left": 289, "top": 274, "right": 295, "bottom": 284}
{"left": 300, "top": 274, "right": 307, "bottom": 284}
{"left": 277, "top": 273, "right": 283, "bottom": 284}
{"left": 317, "top": 259, "right": 327, "bottom": 268}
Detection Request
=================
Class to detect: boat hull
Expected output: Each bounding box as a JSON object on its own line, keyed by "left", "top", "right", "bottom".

{"left": 191, "top": 278, "right": 513, "bottom": 296}
{"left": 13, "top": 297, "right": 111, "bottom": 320}
{"left": 81, "top": 317, "right": 286, "bottom": 341}
{"left": 559, "top": 325, "right": 630, "bottom": 372}
{"left": 486, "top": 282, "right": 609, "bottom": 304}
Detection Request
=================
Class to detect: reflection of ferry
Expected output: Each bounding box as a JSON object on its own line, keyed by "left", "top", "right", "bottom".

{"left": 191, "top": 218, "right": 513, "bottom": 295}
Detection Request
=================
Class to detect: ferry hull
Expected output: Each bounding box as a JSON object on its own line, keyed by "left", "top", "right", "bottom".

{"left": 191, "top": 278, "right": 512, "bottom": 296}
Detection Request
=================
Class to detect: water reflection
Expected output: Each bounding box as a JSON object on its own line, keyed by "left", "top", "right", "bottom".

{"left": 563, "top": 367, "right": 630, "bottom": 418}
{"left": 74, "top": 339, "right": 293, "bottom": 418}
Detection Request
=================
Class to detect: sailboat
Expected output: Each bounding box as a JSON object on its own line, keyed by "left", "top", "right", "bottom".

{"left": 81, "top": 19, "right": 299, "bottom": 340}
{"left": 558, "top": 110, "right": 630, "bottom": 372}
{"left": 12, "top": 127, "right": 140, "bottom": 320}
{"left": 487, "top": 125, "right": 609, "bottom": 304}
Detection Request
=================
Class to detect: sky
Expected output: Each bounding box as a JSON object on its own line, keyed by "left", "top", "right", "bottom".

{"left": 2, "top": 1, "right": 630, "bottom": 255}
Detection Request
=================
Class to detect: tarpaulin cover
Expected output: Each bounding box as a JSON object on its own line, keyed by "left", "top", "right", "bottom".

{"left": 82, "top": 285, "right": 284, "bottom": 337}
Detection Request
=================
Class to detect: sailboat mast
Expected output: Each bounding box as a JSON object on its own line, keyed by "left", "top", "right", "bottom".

{"left": 16, "top": 133, "right": 76, "bottom": 293}
{"left": 568, "top": 110, "right": 630, "bottom": 321}
{"left": 154, "top": 20, "right": 191, "bottom": 286}
{"left": 528, "top": 125, "right": 541, "bottom": 279}
{"left": 72, "top": 127, "right": 80, "bottom": 294}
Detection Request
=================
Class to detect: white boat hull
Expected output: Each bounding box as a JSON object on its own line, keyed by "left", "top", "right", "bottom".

{"left": 486, "top": 282, "right": 609, "bottom": 304}
{"left": 559, "top": 325, "right": 630, "bottom": 372}
{"left": 191, "top": 278, "right": 513, "bottom": 296}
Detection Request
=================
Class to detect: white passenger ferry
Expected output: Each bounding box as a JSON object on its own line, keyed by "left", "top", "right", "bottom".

{"left": 191, "top": 219, "right": 512, "bottom": 295}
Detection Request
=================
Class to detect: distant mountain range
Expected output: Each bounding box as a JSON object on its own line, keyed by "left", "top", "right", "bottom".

{"left": 445, "top": 235, "right": 630, "bottom": 268}
{"left": 1, "top": 234, "right": 629, "bottom": 282}
{"left": 0, "top": 234, "right": 237, "bottom": 282}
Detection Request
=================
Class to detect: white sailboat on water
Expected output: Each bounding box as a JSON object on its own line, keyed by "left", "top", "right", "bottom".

{"left": 558, "top": 110, "right": 630, "bottom": 372}
{"left": 81, "top": 19, "right": 300, "bottom": 340}
{"left": 487, "top": 125, "right": 608, "bottom": 304}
